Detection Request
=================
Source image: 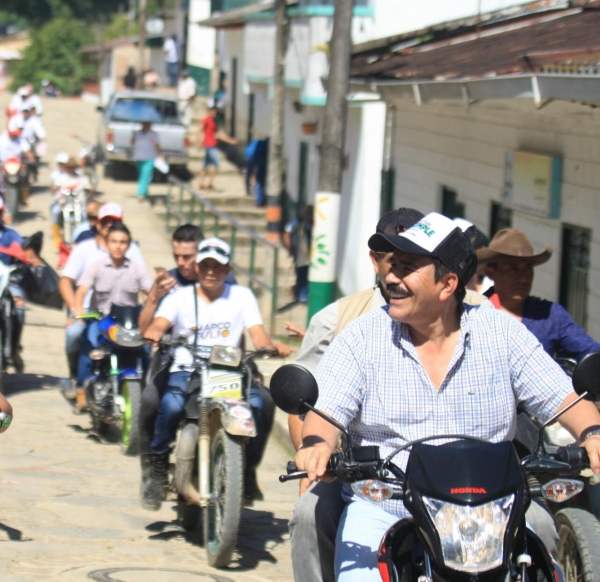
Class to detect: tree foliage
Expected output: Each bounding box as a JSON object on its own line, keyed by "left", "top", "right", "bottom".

{"left": 2, "top": 0, "right": 129, "bottom": 27}
{"left": 9, "top": 18, "right": 95, "bottom": 96}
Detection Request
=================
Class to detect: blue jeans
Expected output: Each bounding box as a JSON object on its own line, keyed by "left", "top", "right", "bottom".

{"left": 166, "top": 61, "right": 178, "bottom": 87}
{"left": 295, "top": 265, "right": 309, "bottom": 302}
{"left": 203, "top": 147, "right": 220, "bottom": 169}
{"left": 335, "top": 501, "right": 398, "bottom": 581}
{"left": 77, "top": 320, "right": 101, "bottom": 387}
{"left": 135, "top": 159, "right": 154, "bottom": 197}
{"left": 151, "top": 371, "right": 265, "bottom": 455}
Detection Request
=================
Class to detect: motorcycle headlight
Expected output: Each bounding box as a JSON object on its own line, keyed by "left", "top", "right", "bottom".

{"left": 209, "top": 345, "right": 242, "bottom": 368}
{"left": 108, "top": 325, "right": 144, "bottom": 348}
{"left": 4, "top": 161, "right": 21, "bottom": 175}
{"left": 422, "top": 494, "right": 514, "bottom": 573}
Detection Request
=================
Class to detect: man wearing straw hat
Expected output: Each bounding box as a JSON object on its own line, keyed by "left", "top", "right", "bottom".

{"left": 477, "top": 228, "right": 600, "bottom": 360}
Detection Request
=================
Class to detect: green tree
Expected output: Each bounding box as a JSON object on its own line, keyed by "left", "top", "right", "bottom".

{"left": 9, "top": 18, "right": 95, "bottom": 96}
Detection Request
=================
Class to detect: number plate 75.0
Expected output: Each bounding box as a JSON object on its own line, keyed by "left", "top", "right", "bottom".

{"left": 204, "top": 372, "right": 243, "bottom": 399}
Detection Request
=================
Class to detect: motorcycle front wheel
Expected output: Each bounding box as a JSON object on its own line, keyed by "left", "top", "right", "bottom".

{"left": 203, "top": 427, "right": 244, "bottom": 568}
{"left": 4, "top": 187, "right": 18, "bottom": 219}
{"left": 119, "top": 380, "right": 141, "bottom": 456}
{"left": 556, "top": 507, "right": 600, "bottom": 582}
{"left": 0, "top": 327, "right": 5, "bottom": 393}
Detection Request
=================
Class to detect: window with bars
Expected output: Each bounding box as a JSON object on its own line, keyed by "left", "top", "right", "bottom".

{"left": 441, "top": 187, "right": 465, "bottom": 220}
{"left": 489, "top": 202, "right": 512, "bottom": 238}
{"left": 560, "top": 224, "right": 591, "bottom": 330}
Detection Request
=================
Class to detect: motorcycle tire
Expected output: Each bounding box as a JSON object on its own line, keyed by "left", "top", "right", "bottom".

{"left": 0, "top": 327, "right": 5, "bottom": 393}
{"left": 119, "top": 380, "right": 141, "bottom": 456}
{"left": 4, "top": 187, "right": 18, "bottom": 219}
{"left": 63, "top": 217, "right": 73, "bottom": 245}
{"left": 556, "top": 507, "right": 600, "bottom": 582}
{"left": 203, "top": 427, "right": 244, "bottom": 568}
{"left": 177, "top": 495, "right": 201, "bottom": 531}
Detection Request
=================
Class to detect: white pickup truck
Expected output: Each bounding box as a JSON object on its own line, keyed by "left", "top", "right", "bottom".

{"left": 97, "top": 91, "right": 189, "bottom": 178}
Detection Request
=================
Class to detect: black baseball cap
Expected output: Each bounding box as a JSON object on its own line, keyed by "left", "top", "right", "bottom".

{"left": 368, "top": 212, "right": 477, "bottom": 285}
{"left": 374, "top": 207, "right": 424, "bottom": 236}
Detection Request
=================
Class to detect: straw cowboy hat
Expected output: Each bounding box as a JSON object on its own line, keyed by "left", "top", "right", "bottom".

{"left": 476, "top": 228, "right": 552, "bottom": 266}
{"left": 65, "top": 156, "right": 80, "bottom": 168}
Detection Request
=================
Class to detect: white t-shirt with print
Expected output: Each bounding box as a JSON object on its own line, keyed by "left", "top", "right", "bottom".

{"left": 156, "top": 284, "right": 263, "bottom": 372}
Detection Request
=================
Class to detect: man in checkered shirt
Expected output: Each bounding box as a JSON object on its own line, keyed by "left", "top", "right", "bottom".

{"left": 294, "top": 212, "right": 600, "bottom": 582}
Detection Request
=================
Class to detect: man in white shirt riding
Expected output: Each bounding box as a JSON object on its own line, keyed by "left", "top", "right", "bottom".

{"left": 142, "top": 237, "right": 291, "bottom": 509}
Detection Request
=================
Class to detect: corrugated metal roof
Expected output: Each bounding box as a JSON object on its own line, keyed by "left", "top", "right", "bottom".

{"left": 351, "top": 4, "right": 600, "bottom": 83}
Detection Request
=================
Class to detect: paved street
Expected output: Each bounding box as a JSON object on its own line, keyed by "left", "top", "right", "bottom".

{"left": 0, "top": 93, "right": 297, "bottom": 582}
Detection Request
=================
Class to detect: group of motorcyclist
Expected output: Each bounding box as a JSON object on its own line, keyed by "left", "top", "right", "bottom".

{"left": 2, "top": 84, "right": 600, "bottom": 581}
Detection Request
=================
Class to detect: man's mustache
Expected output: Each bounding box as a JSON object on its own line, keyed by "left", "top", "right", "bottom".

{"left": 386, "top": 283, "right": 412, "bottom": 299}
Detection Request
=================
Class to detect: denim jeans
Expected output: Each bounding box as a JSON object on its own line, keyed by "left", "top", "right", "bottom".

{"left": 151, "top": 371, "right": 267, "bottom": 456}
{"left": 77, "top": 320, "right": 100, "bottom": 387}
{"left": 336, "top": 501, "right": 398, "bottom": 581}
{"left": 166, "top": 61, "right": 178, "bottom": 87}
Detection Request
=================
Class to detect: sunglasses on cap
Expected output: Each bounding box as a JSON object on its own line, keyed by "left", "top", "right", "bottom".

{"left": 199, "top": 245, "right": 229, "bottom": 257}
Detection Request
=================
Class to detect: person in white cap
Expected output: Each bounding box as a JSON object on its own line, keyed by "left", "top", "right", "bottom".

{"left": 49, "top": 156, "right": 91, "bottom": 248}
{"left": 58, "top": 203, "right": 147, "bottom": 403}
{"left": 142, "top": 237, "right": 292, "bottom": 510}
{"left": 0, "top": 117, "right": 34, "bottom": 164}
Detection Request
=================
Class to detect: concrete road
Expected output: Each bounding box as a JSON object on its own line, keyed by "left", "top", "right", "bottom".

{"left": 0, "top": 93, "right": 297, "bottom": 581}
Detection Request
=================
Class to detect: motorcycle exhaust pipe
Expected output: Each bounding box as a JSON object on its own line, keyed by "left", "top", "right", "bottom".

{"left": 174, "top": 422, "right": 200, "bottom": 505}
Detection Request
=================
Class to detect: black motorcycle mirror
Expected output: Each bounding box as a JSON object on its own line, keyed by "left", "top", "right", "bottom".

{"left": 270, "top": 364, "right": 355, "bottom": 463}
{"left": 535, "top": 352, "right": 600, "bottom": 455}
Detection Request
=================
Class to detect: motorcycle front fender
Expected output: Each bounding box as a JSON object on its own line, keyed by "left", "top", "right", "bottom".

{"left": 117, "top": 368, "right": 142, "bottom": 383}
{"left": 207, "top": 399, "right": 256, "bottom": 437}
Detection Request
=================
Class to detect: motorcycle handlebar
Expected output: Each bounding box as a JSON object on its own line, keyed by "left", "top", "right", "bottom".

{"left": 554, "top": 445, "right": 590, "bottom": 467}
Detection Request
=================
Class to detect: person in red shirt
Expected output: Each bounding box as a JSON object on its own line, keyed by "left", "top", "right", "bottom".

{"left": 196, "top": 106, "right": 236, "bottom": 190}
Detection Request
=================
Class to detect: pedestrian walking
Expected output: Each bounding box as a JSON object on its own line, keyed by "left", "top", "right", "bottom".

{"left": 283, "top": 205, "right": 314, "bottom": 303}
{"left": 177, "top": 69, "right": 196, "bottom": 127}
{"left": 196, "top": 106, "right": 237, "bottom": 191}
{"left": 123, "top": 66, "right": 137, "bottom": 90}
{"left": 163, "top": 33, "right": 179, "bottom": 87}
{"left": 131, "top": 121, "right": 162, "bottom": 200}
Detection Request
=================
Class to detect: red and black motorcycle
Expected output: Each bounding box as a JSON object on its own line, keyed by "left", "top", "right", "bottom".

{"left": 272, "top": 353, "right": 600, "bottom": 582}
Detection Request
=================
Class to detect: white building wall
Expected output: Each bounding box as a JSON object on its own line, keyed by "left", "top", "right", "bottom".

{"left": 364, "top": 0, "right": 564, "bottom": 42}
{"left": 220, "top": 29, "right": 249, "bottom": 140}
{"left": 387, "top": 96, "right": 600, "bottom": 338}
{"left": 337, "top": 101, "right": 386, "bottom": 295}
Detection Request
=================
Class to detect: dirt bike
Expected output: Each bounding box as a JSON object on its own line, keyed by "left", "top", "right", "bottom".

{"left": 154, "top": 334, "right": 277, "bottom": 568}
{"left": 543, "top": 357, "right": 600, "bottom": 582}
{"left": 0, "top": 260, "right": 25, "bottom": 389}
{"left": 81, "top": 305, "right": 146, "bottom": 455}
{"left": 58, "top": 184, "right": 86, "bottom": 245}
{"left": 70, "top": 133, "right": 99, "bottom": 190}
{"left": 1, "top": 156, "right": 28, "bottom": 218}
{"left": 271, "top": 352, "right": 600, "bottom": 582}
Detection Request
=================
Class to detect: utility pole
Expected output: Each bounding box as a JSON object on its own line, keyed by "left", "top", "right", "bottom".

{"left": 265, "top": 0, "right": 288, "bottom": 244}
{"left": 138, "top": 0, "right": 147, "bottom": 76}
{"left": 307, "top": 0, "right": 353, "bottom": 321}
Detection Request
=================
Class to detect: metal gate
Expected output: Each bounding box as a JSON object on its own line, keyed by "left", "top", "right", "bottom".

{"left": 560, "top": 224, "right": 591, "bottom": 330}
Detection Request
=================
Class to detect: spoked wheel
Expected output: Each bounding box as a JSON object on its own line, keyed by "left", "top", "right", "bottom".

{"left": 556, "top": 507, "right": 600, "bottom": 582}
{"left": 119, "top": 380, "right": 141, "bottom": 456}
{"left": 203, "top": 427, "right": 244, "bottom": 568}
